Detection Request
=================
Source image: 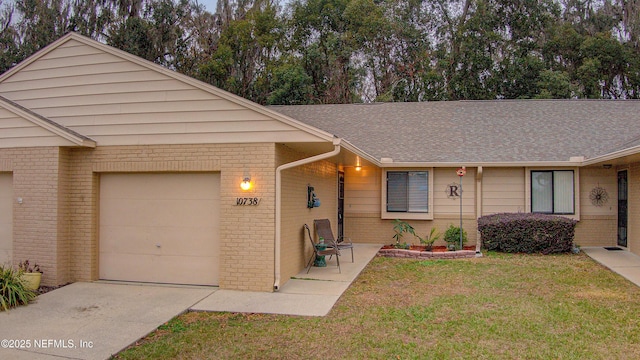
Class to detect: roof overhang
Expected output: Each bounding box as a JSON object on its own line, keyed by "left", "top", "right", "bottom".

{"left": 0, "top": 95, "right": 96, "bottom": 148}
{"left": 582, "top": 145, "right": 640, "bottom": 167}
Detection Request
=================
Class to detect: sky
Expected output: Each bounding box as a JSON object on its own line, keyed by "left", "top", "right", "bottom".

{"left": 195, "top": 0, "right": 218, "bottom": 13}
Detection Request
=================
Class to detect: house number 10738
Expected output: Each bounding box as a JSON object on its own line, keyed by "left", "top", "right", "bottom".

{"left": 236, "top": 197, "right": 261, "bottom": 206}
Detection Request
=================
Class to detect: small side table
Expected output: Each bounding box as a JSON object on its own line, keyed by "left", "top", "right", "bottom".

{"left": 314, "top": 243, "right": 327, "bottom": 267}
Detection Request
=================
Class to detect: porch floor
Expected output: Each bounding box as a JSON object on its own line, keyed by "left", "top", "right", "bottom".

{"left": 191, "top": 243, "right": 382, "bottom": 316}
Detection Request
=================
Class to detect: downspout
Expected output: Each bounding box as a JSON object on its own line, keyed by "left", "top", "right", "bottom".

{"left": 475, "top": 166, "right": 483, "bottom": 256}
{"left": 274, "top": 138, "right": 341, "bottom": 291}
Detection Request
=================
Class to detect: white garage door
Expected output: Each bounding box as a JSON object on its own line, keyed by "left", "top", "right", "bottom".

{"left": 99, "top": 173, "right": 220, "bottom": 285}
{"left": 0, "top": 174, "right": 12, "bottom": 266}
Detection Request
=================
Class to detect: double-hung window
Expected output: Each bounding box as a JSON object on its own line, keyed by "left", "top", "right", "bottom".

{"left": 386, "top": 171, "right": 429, "bottom": 213}
{"left": 531, "top": 170, "right": 574, "bottom": 214}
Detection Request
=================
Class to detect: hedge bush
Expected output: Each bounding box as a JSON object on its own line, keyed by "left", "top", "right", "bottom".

{"left": 478, "top": 213, "right": 577, "bottom": 254}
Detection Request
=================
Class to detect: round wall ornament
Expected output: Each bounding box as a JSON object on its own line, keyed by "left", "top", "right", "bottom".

{"left": 589, "top": 186, "right": 608, "bottom": 207}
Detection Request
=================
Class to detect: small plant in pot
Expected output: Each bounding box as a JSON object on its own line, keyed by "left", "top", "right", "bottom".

{"left": 0, "top": 265, "right": 37, "bottom": 311}
{"left": 392, "top": 219, "right": 416, "bottom": 249}
{"left": 417, "top": 227, "right": 440, "bottom": 251}
{"left": 18, "top": 260, "right": 43, "bottom": 291}
{"left": 444, "top": 225, "right": 467, "bottom": 251}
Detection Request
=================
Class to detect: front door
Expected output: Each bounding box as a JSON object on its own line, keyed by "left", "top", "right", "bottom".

{"left": 338, "top": 171, "right": 345, "bottom": 239}
{"left": 618, "top": 170, "right": 628, "bottom": 247}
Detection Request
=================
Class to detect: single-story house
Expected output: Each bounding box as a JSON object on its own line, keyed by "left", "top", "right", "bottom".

{"left": 1, "top": 33, "right": 639, "bottom": 292}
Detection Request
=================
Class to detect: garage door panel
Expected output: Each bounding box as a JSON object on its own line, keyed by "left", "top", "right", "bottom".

{"left": 0, "top": 174, "right": 12, "bottom": 266}
{"left": 101, "top": 225, "right": 219, "bottom": 256}
{"left": 99, "top": 253, "right": 156, "bottom": 282}
{"left": 152, "top": 255, "right": 218, "bottom": 285}
{"left": 101, "top": 199, "right": 218, "bottom": 228}
{"left": 104, "top": 174, "right": 220, "bottom": 200}
{"left": 100, "top": 173, "right": 219, "bottom": 285}
{"left": 153, "top": 230, "right": 219, "bottom": 256}
{"left": 100, "top": 254, "right": 217, "bottom": 285}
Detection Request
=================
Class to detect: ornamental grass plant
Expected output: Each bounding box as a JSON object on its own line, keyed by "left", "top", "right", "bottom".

{"left": 0, "top": 265, "right": 37, "bottom": 311}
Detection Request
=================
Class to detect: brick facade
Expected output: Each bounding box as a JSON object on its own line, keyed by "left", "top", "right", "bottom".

{"left": 0, "top": 147, "right": 68, "bottom": 285}
{"left": 277, "top": 144, "right": 338, "bottom": 284}
{"left": 2, "top": 144, "right": 280, "bottom": 291}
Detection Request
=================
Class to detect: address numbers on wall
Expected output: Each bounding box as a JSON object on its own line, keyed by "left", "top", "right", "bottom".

{"left": 235, "top": 197, "right": 261, "bottom": 206}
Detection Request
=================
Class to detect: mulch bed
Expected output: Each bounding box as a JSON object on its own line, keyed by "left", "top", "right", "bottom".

{"left": 36, "top": 283, "right": 71, "bottom": 295}
{"left": 378, "top": 245, "right": 478, "bottom": 259}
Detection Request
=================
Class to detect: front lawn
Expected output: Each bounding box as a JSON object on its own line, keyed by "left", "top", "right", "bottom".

{"left": 115, "top": 252, "right": 640, "bottom": 359}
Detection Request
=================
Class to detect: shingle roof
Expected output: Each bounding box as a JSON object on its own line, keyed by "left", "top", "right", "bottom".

{"left": 269, "top": 100, "right": 640, "bottom": 163}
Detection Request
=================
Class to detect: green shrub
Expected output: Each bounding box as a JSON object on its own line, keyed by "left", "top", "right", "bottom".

{"left": 478, "top": 213, "right": 577, "bottom": 254}
{"left": 0, "top": 265, "right": 37, "bottom": 311}
{"left": 444, "top": 225, "right": 467, "bottom": 250}
{"left": 392, "top": 219, "right": 416, "bottom": 246}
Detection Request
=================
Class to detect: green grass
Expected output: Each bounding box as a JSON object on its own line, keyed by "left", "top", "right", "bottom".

{"left": 115, "top": 252, "right": 640, "bottom": 359}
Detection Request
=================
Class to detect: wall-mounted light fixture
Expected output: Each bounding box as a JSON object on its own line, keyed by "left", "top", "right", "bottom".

{"left": 602, "top": 164, "right": 612, "bottom": 169}
{"left": 355, "top": 157, "right": 362, "bottom": 171}
{"left": 240, "top": 177, "right": 252, "bottom": 191}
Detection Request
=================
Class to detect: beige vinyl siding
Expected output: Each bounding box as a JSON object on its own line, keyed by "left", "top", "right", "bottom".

{"left": 343, "top": 167, "right": 381, "bottom": 215}
{"left": 482, "top": 168, "right": 526, "bottom": 215}
{"left": 433, "top": 167, "right": 475, "bottom": 217}
{"left": 0, "top": 39, "right": 324, "bottom": 146}
{"left": 0, "top": 107, "right": 76, "bottom": 148}
{"left": 580, "top": 167, "right": 617, "bottom": 216}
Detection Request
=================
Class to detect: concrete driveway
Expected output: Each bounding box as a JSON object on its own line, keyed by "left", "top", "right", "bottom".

{"left": 0, "top": 282, "right": 215, "bottom": 360}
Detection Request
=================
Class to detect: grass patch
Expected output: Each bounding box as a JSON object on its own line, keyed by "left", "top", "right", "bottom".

{"left": 115, "top": 253, "right": 640, "bottom": 359}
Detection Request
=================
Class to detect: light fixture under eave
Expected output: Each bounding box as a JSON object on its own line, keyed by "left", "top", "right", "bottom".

{"left": 602, "top": 164, "right": 612, "bottom": 169}
{"left": 355, "top": 157, "right": 362, "bottom": 171}
{"left": 240, "top": 177, "right": 252, "bottom": 191}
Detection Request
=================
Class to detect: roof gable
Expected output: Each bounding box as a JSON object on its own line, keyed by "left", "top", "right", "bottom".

{"left": 0, "top": 33, "right": 334, "bottom": 146}
{"left": 0, "top": 95, "right": 95, "bottom": 148}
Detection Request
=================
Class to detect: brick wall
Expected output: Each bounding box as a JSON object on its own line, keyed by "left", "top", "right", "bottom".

{"left": 66, "top": 143, "right": 277, "bottom": 291}
{"left": 277, "top": 144, "right": 338, "bottom": 285}
{"left": 0, "top": 147, "right": 66, "bottom": 286}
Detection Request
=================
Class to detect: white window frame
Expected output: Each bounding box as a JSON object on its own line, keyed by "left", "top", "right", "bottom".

{"left": 526, "top": 167, "right": 580, "bottom": 220}
{"left": 382, "top": 168, "right": 434, "bottom": 220}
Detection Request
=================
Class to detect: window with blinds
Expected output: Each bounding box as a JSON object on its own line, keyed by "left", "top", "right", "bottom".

{"left": 531, "top": 170, "right": 574, "bottom": 214}
{"left": 386, "top": 171, "right": 429, "bottom": 213}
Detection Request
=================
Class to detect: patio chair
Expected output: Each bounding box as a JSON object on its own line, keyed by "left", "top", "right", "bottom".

{"left": 314, "top": 219, "right": 354, "bottom": 262}
{"left": 304, "top": 224, "right": 341, "bottom": 273}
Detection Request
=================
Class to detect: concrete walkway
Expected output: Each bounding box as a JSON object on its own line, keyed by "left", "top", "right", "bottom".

{"left": 0, "top": 243, "right": 381, "bottom": 360}
{"left": 582, "top": 246, "right": 640, "bottom": 287}
{"left": 0, "top": 282, "right": 215, "bottom": 360}
{"left": 191, "top": 243, "right": 381, "bottom": 316}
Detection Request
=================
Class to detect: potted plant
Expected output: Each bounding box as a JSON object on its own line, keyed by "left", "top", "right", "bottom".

{"left": 444, "top": 225, "right": 467, "bottom": 251}
{"left": 392, "top": 219, "right": 415, "bottom": 249}
{"left": 417, "top": 227, "right": 441, "bottom": 251}
{"left": 0, "top": 265, "right": 37, "bottom": 311}
{"left": 18, "top": 260, "right": 43, "bottom": 291}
